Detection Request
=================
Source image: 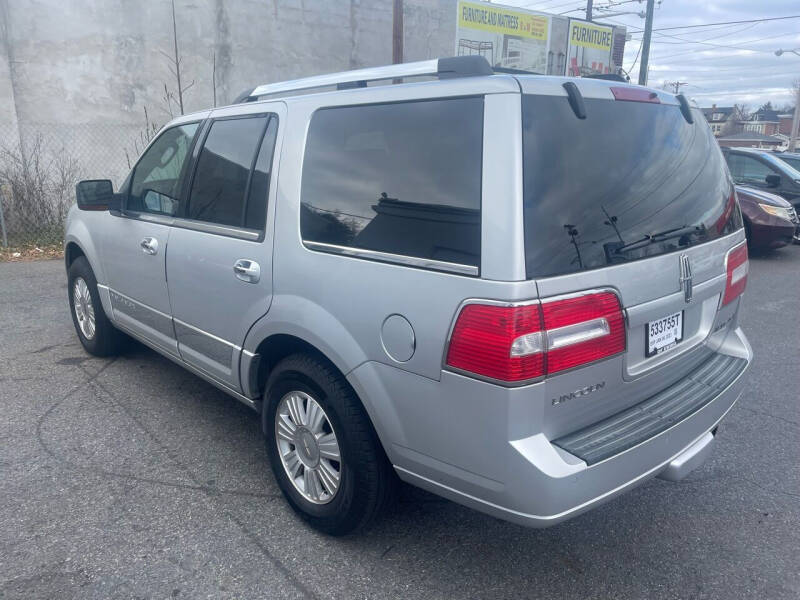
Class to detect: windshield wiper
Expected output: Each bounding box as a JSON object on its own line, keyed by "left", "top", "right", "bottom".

{"left": 614, "top": 224, "right": 705, "bottom": 254}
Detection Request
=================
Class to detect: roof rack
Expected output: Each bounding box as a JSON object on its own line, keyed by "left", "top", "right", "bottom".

{"left": 239, "top": 55, "right": 493, "bottom": 103}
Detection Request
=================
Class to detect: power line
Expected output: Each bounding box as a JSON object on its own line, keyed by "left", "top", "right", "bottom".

{"left": 650, "top": 33, "right": 798, "bottom": 61}
{"left": 652, "top": 14, "right": 800, "bottom": 32}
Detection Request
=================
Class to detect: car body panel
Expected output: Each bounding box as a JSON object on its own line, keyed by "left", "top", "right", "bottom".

{"left": 736, "top": 185, "right": 797, "bottom": 249}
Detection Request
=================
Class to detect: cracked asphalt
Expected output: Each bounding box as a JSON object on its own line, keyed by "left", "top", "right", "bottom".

{"left": 1, "top": 249, "right": 799, "bottom": 600}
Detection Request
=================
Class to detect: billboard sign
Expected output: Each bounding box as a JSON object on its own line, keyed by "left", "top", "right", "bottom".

{"left": 566, "top": 18, "right": 614, "bottom": 76}
{"left": 456, "top": 1, "right": 551, "bottom": 74}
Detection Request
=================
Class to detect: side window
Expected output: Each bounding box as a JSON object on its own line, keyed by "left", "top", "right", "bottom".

{"left": 725, "top": 154, "right": 743, "bottom": 179}
{"left": 300, "top": 97, "right": 483, "bottom": 269}
{"left": 129, "top": 123, "right": 199, "bottom": 215}
{"left": 244, "top": 117, "right": 279, "bottom": 231}
{"left": 186, "top": 115, "right": 270, "bottom": 229}
{"left": 739, "top": 156, "right": 776, "bottom": 184}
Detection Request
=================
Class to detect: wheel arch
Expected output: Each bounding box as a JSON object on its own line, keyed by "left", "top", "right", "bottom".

{"left": 64, "top": 240, "right": 86, "bottom": 270}
{"left": 64, "top": 220, "right": 106, "bottom": 285}
{"left": 64, "top": 228, "right": 112, "bottom": 317}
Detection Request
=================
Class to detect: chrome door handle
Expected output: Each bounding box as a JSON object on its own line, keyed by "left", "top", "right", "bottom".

{"left": 140, "top": 237, "right": 158, "bottom": 255}
{"left": 233, "top": 259, "right": 260, "bottom": 283}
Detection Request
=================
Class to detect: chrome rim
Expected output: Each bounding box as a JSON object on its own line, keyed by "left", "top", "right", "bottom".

{"left": 73, "top": 277, "right": 96, "bottom": 340}
{"left": 275, "top": 390, "right": 341, "bottom": 504}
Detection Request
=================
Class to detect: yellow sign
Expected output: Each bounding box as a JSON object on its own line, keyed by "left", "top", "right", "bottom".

{"left": 568, "top": 20, "right": 613, "bottom": 51}
{"left": 458, "top": 1, "right": 548, "bottom": 41}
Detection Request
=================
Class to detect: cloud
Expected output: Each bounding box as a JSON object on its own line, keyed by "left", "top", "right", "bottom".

{"left": 503, "top": 0, "right": 800, "bottom": 107}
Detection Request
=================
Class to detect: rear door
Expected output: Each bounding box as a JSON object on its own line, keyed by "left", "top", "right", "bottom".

{"left": 166, "top": 103, "right": 284, "bottom": 390}
{"left": 102, "top": 121, "right": 201, "bottom": 355}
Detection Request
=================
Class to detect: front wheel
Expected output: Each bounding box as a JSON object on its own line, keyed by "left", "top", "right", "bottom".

{"left": 67, "top": 256, "right": 125, "bottom": 356}
{"left": 264, "top": 354, "right": 395, "bottom": 535}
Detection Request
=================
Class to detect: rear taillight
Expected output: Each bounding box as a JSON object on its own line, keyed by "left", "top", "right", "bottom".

{"left": 445, "top": 303, "right": 545, "bottom": 382}
{"left": 542, "top": 292, "right": 626, "bottom": 374}
{"left": 722, "top": 243, "right": 748, "bottom": 306}
{"left": 445, "top": 291, "right": 625, "bottom": 384}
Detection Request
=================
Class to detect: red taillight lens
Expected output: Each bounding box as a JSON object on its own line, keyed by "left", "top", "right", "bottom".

{"left": 542, "top": 292, "right": 626, "bottom": 374}
{"left": 445, "top": 291, "right": 626, "bottom": 384}
{"left": 445, "top": 303, "right": 545, "bottom": 382}
{"left": 722, "top": 243, "right": 748, "bottom": 306}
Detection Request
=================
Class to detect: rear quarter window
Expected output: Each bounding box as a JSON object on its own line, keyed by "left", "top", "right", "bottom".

{"left": 300, "top": 97, "right": 483, "bottom": 270}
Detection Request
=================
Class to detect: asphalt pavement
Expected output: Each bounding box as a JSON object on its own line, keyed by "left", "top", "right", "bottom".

{"left": 1, "top": 248, "right": 798, "bottom": 599}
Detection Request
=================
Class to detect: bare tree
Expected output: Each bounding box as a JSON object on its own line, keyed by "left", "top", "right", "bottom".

{"left": 159, "top": 0, "right": 194, "bottom": 116}
{"left": 125, "top": 106, "right": 161, "bottom": 169}
{"left": 0, "top": 135, "right": 82, "bottom": 244}
{"left": 721, "top": 104, "right": 750, "bottom": 136}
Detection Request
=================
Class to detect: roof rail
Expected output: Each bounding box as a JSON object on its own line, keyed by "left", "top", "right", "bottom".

{"left": 242, "top": 56, "right": 493, "bottom": 102}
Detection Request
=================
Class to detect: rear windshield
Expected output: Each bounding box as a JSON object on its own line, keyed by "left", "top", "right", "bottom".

{"left": 522, "top": 94, "right": 741, "bottom": 279}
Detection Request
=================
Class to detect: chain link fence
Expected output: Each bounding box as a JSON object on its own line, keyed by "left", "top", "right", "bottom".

{"left": 0, "top": 122, "right": 147, "bottom": 259}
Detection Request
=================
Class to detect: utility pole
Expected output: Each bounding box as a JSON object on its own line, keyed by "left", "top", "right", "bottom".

{"left": 664, "top": 81, "right": 687, "bottom": 94}
{"left": 790, "top": 84, "right": 800, "bottom": 152}
{"left": 774, "top": 49, "right": 799, "bottom": 151}
{"left": 586, "top": 0, "right": 593, "bottom": 21}
{"left": 392, "top": 0, "right": 403, "bottom": 65}
{"left": 638, "top": 0, "right": 655, "bottom": 86}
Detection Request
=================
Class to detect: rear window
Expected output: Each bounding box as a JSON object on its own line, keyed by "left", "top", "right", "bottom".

{"left": 522, "top": 94, "right": 741, "bottom": 279}
{"left": 300, "top": 97, "right": 483, "bottom": 270}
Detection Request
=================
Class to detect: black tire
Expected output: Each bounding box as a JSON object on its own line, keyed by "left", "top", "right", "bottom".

{"left": 263, "top": 353, "right": 395, "bottom": 535}
{"left": 67, "top": 256, "right": 125, "bottom": 357}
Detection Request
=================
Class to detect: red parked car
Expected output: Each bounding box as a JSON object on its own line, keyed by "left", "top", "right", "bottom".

{"left": 736, "top": 185, "right": 798, "bottom": 249}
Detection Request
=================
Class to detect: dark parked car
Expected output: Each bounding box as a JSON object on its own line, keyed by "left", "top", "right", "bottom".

{"left": 722, "top": 147, "right": 800, "bottom": 212}
{"left": 774, "top": 151, "right": 800, "bottom": 172}
{"left": 736, "top": 185, "right": 798, "bottom": 249}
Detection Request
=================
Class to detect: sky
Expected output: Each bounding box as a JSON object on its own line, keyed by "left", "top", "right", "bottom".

{"left": 500, "top": 0, "right": 800, "bottom": 109}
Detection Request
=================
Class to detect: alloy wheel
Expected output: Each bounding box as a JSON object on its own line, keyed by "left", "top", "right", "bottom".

{"left": 73, "top": 277, "right": 96, "bottom": 340}
{"left": 275, "top": 390, "right": 341, "bottom": 504}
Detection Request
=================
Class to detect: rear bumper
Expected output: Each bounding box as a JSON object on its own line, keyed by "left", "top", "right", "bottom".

{"left": 348, "top": 326, "right": 751, "bottom": 528}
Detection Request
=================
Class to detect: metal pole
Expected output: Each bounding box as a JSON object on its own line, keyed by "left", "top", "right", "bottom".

{"left": 638, "top": 0, "right": 655, "bottom": 86}
{"left": 586, "top": 0, "right": 593, "bottom": 22}
{"left": 392, "top": 0, "right": 403, "bottom": 65}
{"left": 0, "top": 187, "right": 8, "bottom": 248}
{"left": 789, "top": 83, "right": 800, "bottom": 152}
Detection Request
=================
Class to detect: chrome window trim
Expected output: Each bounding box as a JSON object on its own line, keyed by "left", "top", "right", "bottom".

{"left": 123, "top": 211, "right": 175, "bottom": 226}
{"left": 171, "top": 217, "right": 262, "bottom": 242}
{"left": 122, "top": 209, "right": 263, "bottom": 242}
{"left": 303, "top": 240, "right": 479, "bottom": 277}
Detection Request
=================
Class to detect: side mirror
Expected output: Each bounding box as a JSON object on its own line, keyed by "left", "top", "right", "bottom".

{"left": 76, "top": 179, "right": 114, "bottom": 210}
{"left": 765, "top": 174, "right": 781, "bottom": 188}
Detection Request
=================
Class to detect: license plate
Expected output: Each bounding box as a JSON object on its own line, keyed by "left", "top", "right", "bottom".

{"left": 646, "top": 311, "right": 684, "bottom": 357}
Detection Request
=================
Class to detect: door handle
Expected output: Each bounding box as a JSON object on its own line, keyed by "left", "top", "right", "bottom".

{"left": 140, "top": 237, "right": 158, "bottom": 255}
{"left": 233, "top": 259, "right": 261, "bottom": 283}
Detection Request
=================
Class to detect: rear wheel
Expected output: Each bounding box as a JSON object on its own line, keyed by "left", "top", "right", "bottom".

{"left": 67, "top": 256, "right": 125, "bottom": 356}
{"left": 264, "top": 354, "right": 395, "bottom": 535}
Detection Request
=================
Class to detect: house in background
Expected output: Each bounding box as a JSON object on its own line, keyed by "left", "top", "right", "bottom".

{"left": 743, "top": 107, "right": 781, "bottom": 136}
{"left": 778, "top": 107, "right": 796, "bottom": 136}
{"left": 701, "top": 104, "right": 736, "bottom": 137}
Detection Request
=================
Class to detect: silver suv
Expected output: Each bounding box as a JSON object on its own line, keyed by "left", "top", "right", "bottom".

{"left": 65, "top": 57, "right": 752, "bottom": 535}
